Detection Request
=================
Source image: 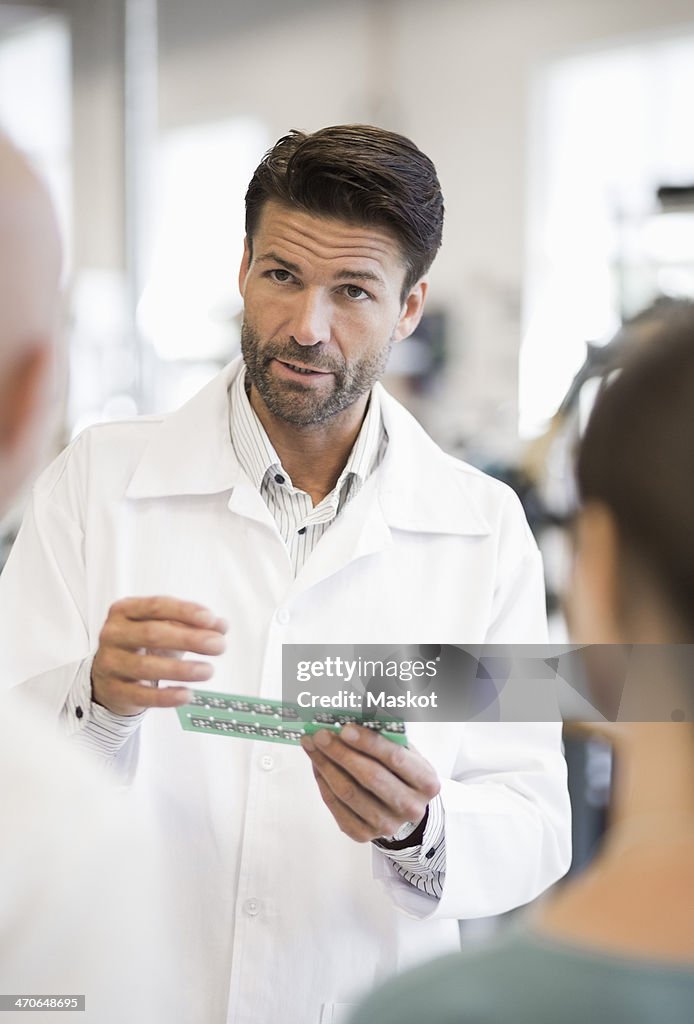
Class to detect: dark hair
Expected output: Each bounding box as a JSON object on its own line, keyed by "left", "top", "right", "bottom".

{"left": 244, "top": 125, "right": 444, "bottom": 298}
{"left": 577, "top": 298, "right": 694, "bottom": 632}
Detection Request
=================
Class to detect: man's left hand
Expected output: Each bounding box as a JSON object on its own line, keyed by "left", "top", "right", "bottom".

{"left": 301, "top": 724, "right": 440, "bottom": 843}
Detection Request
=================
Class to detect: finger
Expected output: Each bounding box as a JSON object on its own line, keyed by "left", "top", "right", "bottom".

{"left": 98, "top": 649, "right": 214, "bottom": 685}
{"left": 100, "top": 679, "right": 195, "bottom": 711}
{"left": 308, "top": 729, "right": 437, "bottom": 813}
{"left": 304, "top": 743, "right": 406, "bottom": 836}
{"left": 339, "top": 724, "right": 440, "bottom": 798}
{"left": 109, "top": 596, "right": 228, "bottom": 633}
{"left": 311, "top": 766, "right": 380, "bottom": 843}
{"left": 308, "top": 732, "right": 410, "bottom": 815}
{"left": 101, "top": 618, "right": 227, "bottom": 656}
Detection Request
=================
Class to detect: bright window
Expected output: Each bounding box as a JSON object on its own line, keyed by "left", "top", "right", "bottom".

{"left": 137, "top": 118, "right": 269, "bottom": 365}
{"left": 521, "top": 31, "right": 694, "bottom": 437}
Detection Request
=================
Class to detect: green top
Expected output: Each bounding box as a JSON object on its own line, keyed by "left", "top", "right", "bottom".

{"left": 350, "top": 926, "right": 694, "bottom": 1024}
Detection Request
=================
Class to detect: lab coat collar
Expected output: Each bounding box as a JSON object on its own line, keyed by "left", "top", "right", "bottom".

{"left": 375, "top": 385, "right": 490, "bottom": 536}
{"left": 126, "top": 361, "right": 243, "bottom": 499}
{"left": 126, "top": 357, "right": 491, "bottom": 537}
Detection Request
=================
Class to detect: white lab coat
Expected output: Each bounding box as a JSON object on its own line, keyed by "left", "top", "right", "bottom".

{"left": 0, "top": 358, "right": 571, "bottom": 1024}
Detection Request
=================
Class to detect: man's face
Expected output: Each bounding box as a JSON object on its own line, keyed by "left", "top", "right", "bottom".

{"left": 238, "top": 200, "right": 426, "bottom": 426}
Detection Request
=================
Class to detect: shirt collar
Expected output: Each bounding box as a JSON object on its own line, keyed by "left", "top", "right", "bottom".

{"left": 228, "top": 368, "right": 280, "bottom": 491}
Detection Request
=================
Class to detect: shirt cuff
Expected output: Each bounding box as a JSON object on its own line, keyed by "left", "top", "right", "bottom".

{"left": 61, "top": 657, "right": 146, "bottom": 760}
{"left": 375, "top": 793, "right": 446, "bottom": 875}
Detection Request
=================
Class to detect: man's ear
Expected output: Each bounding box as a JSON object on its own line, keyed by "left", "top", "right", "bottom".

{"left": 392, "top": 280, "right": 428, "bottom": 343}
{"left": 0, "top": 343, "right": 51, "bottom": 453}
{"left": 238, "top": 237, "right": 251, "bottom": 296}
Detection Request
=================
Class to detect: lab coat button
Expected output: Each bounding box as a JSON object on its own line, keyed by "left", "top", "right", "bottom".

{"left": 276, "top": 608, "right": 290, "bottom": 625}
{"left": 260, "top": 754, "right": 274, "bottom": 771}
{"left": 243, "top": 898, "right": 260, "bottom": 916}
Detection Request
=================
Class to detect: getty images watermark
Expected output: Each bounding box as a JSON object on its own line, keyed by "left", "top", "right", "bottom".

{"left": 281, "top": 645, "right": 694, "bottom": 723}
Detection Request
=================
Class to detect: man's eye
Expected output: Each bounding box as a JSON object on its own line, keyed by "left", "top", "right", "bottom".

{"left": 269, "top": 269, "right": 294, "bottom": 283}
{"left": 344, "top": 285, "right": 369, "bottom": 300}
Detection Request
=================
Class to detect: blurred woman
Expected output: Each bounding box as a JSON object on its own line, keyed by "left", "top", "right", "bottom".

{"left": 351, "top": 300, "right": 694, "bottom": 1024}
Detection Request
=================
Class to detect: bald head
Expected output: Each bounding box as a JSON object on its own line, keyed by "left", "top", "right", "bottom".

{"left": 0, "top": 133, "right": 62, "bottom": 513}
{"left": 0, "top": 135, "right": 61, "bottom": 355}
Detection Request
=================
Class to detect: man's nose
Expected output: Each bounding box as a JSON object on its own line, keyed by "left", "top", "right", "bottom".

{"left": 289, "top": 289, "right": 331, "bottom": 346}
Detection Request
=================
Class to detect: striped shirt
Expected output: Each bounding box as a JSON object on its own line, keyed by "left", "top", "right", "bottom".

{"left": 229, "top": 367, "right": 387, "bottom": 576}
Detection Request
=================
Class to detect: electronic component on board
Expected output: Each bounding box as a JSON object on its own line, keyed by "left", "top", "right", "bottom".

{"left": 177, "top": 689, "right": 407, "bottom": 747}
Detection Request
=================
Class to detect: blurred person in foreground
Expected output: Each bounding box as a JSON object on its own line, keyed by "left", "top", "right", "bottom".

{"left": 0, "top": 133, "right": 178, "bottom": 1024}
{"left": 0, "top": 125, "right": 570, "bottom": 1022}
{"left": 351, "top": 300, "right": 694, "bottom": 1024}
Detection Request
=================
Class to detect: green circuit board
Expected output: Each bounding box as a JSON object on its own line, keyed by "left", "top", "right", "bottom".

{"left": 177, "top": 689, "right": 408, "bottom": 747}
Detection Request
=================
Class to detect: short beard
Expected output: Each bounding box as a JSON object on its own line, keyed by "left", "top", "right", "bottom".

{"left": 240, "top": 321, "right": 392, "bottom": 426}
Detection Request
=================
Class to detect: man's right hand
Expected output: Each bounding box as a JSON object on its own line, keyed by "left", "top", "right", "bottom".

{"left": 91, "top": 596, "right": 228, "bottom": 716}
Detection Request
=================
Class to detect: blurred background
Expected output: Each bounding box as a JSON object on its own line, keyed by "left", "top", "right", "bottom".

{"left": 1, "top": 0, "right": 694, "bottom": 880}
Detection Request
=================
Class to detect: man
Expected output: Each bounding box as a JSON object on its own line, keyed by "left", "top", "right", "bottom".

{"left": 0, "top": 134, "right": 178, "bottom": 1022}
{"left": 0, "top": 126, "right": 571, "bottom": 1023}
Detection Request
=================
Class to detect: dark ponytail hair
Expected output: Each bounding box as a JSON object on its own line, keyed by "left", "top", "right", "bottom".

{"left": 576, "top": 298, "right": 694, "bottom": 637}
